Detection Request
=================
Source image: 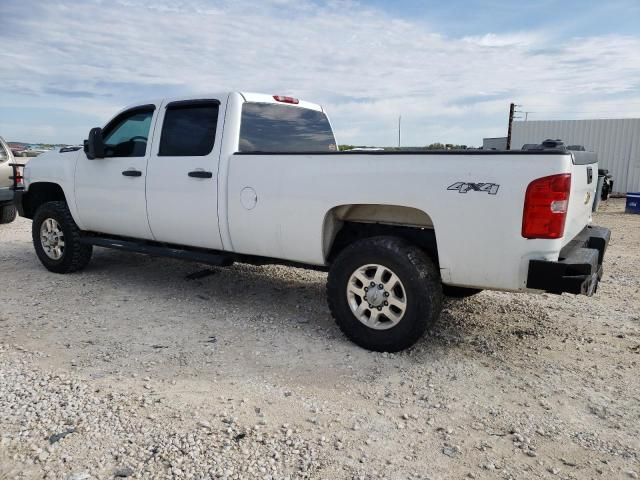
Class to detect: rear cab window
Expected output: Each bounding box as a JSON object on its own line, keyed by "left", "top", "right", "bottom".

{"left": 159, "top": 100, "right": 220, "bottom": 156}
{"left": 239, "top": 103, "right": 336, "bottom": 153}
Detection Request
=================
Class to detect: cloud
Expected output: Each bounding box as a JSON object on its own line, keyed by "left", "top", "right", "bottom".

{"left": 0, "top": 0, "right": 639, "bottom": 145}
{"left": 462, "top": 32, "right": 541, "bottom": 47}
{"left": 42, "top": 87, "right": 107, "bottom": 99}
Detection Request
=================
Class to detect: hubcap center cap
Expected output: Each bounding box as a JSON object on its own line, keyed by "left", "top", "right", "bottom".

{"left": 367, "top": 288, "right": 385, "bottom": 307}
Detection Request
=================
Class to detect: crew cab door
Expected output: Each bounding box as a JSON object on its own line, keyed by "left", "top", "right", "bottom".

{"left": 75, "top": 104, "right": 158, "bottom": 239}
{"left": 145, "top": 98, "right": 224, "bottom": 249}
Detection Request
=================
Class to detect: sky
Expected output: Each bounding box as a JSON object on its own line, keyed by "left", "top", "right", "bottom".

{"left": 1, "top": 0, "right": 640, "bottom": 147}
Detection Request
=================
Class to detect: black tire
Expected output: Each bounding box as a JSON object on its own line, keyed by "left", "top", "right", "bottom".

{"left": 0, "top": 205, "right": 17, "bottom": 224}
{"left": 327, "top": 236, "right": 443, "bottom": 352}
{"left": 442, "top": 285, "right": 482, "bottom": 298}
{"left": 32, "top": 201, "right": 92, "bottom": 273}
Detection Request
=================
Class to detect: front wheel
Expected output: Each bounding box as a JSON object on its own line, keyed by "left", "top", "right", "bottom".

{"left": 32, "top": 201, "right": 93, "bottom": 273}
{"left": 327, "top": 236, "right": 443, "bottom": 352}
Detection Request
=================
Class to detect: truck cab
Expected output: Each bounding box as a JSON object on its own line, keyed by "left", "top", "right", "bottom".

{"left": 26, "top": 93, "right": 336, "bottom": 249}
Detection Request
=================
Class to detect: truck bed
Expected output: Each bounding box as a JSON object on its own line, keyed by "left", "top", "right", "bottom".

{"left": 224, "top": 150, "right": 594, "bottom": 291}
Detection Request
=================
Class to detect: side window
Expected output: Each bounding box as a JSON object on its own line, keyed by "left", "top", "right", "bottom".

{"left": 159, "top": 100, "right": 219, "bottom": 156}
{"left": 102, "top": 107, "right": 155, "bottom": 158}
{"left": 239, "top": 103, "right": 336, "bottom": 152}
{"left": 0, "top": 144, "right": 7, "bottom": 162}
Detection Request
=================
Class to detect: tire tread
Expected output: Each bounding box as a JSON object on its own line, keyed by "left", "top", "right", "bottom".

{"left": 32, "top": 201, "right": 92, "bottom": 273}
{"left": 0, "top": 205, "right": 17, "bottom": 224}
{"left": 327, "top": 236, "right": 442, "bottom": 351}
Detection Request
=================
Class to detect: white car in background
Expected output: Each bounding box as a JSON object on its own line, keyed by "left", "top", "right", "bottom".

{"left": 24, "top": 145, "right": 54, "bottom": 157}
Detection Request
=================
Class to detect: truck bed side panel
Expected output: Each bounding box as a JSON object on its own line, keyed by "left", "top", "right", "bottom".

{"left": 225, "top": 153, "right": 573, "bottom": 291}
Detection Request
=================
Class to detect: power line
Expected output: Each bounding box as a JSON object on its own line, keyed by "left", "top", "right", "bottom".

{"left": 522, "top": 110, "right": 640, "bottom": 114}
{"left": 514, "top": 103, "right": 640, "bottom": 121}
{"left": 520, "top": 102, "right": 640, "bottom": 108}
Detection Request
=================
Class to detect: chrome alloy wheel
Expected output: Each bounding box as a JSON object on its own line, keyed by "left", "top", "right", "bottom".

{"left": 40, "top": 218, "right": 65, "bottom": 260}
{"left": 346, "top": 264, "right": 407, "bottom": 330}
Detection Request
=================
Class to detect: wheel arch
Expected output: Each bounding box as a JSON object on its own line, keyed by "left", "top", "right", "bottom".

{"left": 322, "top": 204, "right": 438, "bottom": 263}
{"left": 22, "top": 182, "right": 68, "bottom": 219}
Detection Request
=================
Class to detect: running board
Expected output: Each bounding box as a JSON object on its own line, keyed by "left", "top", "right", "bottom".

{"left": 80, "top": 236, "right": 234, "bottom": 267}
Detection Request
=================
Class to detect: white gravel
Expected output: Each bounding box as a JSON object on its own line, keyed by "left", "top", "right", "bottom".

{"left": 1, "top": 198, "right": 639, "bottom": 479}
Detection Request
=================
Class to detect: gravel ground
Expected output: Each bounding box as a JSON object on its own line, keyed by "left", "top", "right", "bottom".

{"left": 1, "top": 198, "right": 639, "bottom": 480}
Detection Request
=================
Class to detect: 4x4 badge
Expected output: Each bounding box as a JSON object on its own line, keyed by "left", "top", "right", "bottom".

{"left": 447, "top": 182, "right": 500, "bottom": 195}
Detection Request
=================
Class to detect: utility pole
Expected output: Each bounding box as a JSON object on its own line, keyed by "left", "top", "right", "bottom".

{"left": 506, "top": 103, "right": 515, "bottom": 150}
{"left": 398, "top": 115, "right": 401, "bottom": 148}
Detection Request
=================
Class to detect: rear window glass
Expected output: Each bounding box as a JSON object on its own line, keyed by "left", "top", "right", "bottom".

{"left": 239, "top": 103, "right": 336, "bottom": 152}
{"left": 159, "top": 101, "right": 219, "bottom": 156}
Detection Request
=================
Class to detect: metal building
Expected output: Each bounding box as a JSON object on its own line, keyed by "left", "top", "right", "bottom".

{"left": 482, "top": 137, "right": 507, "bottom": 150}
{"left": 511, "top": 119, "right": 640, "bottom": 194}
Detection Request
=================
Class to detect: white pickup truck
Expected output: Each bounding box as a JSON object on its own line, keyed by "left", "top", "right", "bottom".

{"left": 14, "top": 92, "right": 610, "bottom": 351}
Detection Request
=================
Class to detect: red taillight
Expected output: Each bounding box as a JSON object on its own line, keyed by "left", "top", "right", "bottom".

{"left": 273, "top": 95, "right": 299, "bottom": 104}
{"left": 522, "top": 173, "right": 571, "bottom": 239}
{"left": 11, "top": 165, "right": 25, "bottom": 189}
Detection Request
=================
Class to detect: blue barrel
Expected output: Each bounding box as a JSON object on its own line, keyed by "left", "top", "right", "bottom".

{"left": 626, "top": 193, "right": 640, "bottom": 214}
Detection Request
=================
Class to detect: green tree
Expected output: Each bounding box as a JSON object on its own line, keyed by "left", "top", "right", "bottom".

{"left": 425, "top": 143, "right": 445, "bottom": 150}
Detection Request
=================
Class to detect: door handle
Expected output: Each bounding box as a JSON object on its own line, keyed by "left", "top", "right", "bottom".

{"left": 122, "top": 169, "right": 142, "bottom": 177}
{"left": 188, "top": 170, "right": 213, "bottom": 179}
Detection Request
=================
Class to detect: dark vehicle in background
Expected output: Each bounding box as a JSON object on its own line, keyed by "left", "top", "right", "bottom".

{"left": 521, "top": 143, "right": 540, "bottom": 151}
{"left": 597, "top": 169, "right": 614, "bottom": 201}
{"left": 566, "top": 145, "right": 614, "bottom": 202}
{"left": 0, "top": 136, "right": 18, "bottom": 224}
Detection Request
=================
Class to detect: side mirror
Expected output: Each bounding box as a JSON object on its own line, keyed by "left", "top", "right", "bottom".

{"left": 84, "top": 127, "right": 105, "bottom": 159}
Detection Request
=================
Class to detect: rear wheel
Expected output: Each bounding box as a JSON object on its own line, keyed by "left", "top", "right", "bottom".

{"left": 327, "top": 236, "right": 442, "bottom": 352}
{"left": 32, "top": 201, "right": 92, "bottom": 273}
{"left": 0, "top": 205, "right": 17, "bottom": 224}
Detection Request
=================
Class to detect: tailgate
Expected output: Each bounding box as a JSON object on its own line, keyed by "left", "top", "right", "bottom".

{"left": 563, "top": 151, "right": 597, "bottom": 246}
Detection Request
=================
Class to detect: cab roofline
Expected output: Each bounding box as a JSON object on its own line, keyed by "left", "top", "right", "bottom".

{"left": 238, "top": 92, "right": 323, "bottom": 112}
{"left": 109, "top": 92, "right": 324, "bottom": 120}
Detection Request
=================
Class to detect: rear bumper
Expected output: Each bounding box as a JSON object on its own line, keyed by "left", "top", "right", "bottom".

{"left": 526, "top": 225, "right": 611, "bottom": 296}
